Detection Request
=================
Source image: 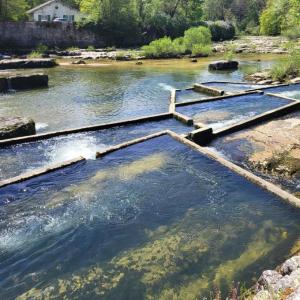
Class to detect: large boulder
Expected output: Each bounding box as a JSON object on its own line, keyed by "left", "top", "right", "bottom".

{"left": 209, "top": 60, "right": 239, "bottom": 71}
{"left": 0, "top": 59, "right": 57, "bottom": 70}
{"left": 0, "top": 117, "right": 36, "bottom": 140}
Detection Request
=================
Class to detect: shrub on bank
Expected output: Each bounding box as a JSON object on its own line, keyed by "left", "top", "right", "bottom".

{"left": 28, "top": 44, "right": 48, "bottom": 58}
{"left": 207, "top": 21, "right": 235, "bottom": 42}
{"left": 270, "top": 48, "right": 300, "bottom": 81}
{"left": 141, "top": 26, "right": 212, "bottom": 58}
{"left": 141, "top": 37, "right": 182, "bottom": 58}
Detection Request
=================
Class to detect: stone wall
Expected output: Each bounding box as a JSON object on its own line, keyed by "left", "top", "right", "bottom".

{"left": 0, "top": 22, "right": 105, "bottom": 49}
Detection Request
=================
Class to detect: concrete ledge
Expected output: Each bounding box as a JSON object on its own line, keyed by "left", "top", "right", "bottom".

{"left": 8, "top": 73, "right": 48, "bottom": 91}
{"left": 0, "top": 77, "right": 8, "bottom": 92}
{"left": 167, "top": 131, "right": 300, "bottom": 208}
{"left": 173, "top": 111, "right": 194, "bottom": 125}
{"left": 0, "top": 112, "right": 173, "bottom": 147}
{"left": 175, "top": 91, "right": 260, "bottom": 107}
{"left": 193, "top": 83, "right": 224, "bottom": 96}
{"left": 96, "top": 131, "right": 168, "bottom": 158}
{"left": 0, "top": 156, "right": 85, "bottom": 189}
{"left": 188, "top": 127, "right": 213, "bottom": 145}
{"left": 169, "top": 90, "right": 176, "bottom": 113}
{"left": 266, "top": 92, "right": 300, "bottom": 102}
{"left": 213, "top": 101, "right": 300, "bottom": 138}
{"left": 0, "top": 58, "right": 57, "bottom": 70}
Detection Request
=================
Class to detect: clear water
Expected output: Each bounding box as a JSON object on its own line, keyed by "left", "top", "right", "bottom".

{"left": 176, "top": 93, "right": 292, "bottom": 129}
{"left": 203, "top": 82, "right": 269, "bottom": 92}
{"left": 263, "top": 83, "right": 300, "bottom": 100}
{"left": 208, "top": 111, "right": 300, "bottom": 195}
{"left": 0, "top": 135, "right": 299, "bottom": 300}
{"left": 175, "top": 89, "right": 213, "bottom": 103}
{"left": 0, "top": 118, "right": 190, "bottom": 180}
{"left": 0, "top": 57, "right": 275, "bottom": 133}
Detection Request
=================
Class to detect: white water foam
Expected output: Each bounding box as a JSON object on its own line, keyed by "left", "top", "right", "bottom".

{"left": 36, "top": 123, "right": 49, "bottom": 131}
{"left": 158, "top": 83, "right": 176, "bottom": 92}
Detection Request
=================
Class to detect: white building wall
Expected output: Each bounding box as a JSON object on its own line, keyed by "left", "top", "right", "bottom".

{"left": 31, "top": 1, "right": 81, "bottom": 22}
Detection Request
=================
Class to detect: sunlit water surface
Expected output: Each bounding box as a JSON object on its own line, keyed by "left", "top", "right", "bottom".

{"left": 176, "top": 93, "right": 292, "bottom": 129}
{"left": 0, "top": 135, "right": 299, "bottom": 300}
{"left": 0, "top": 57, "right": 275, "bottom": 133}
{"left": 0, "top": 118, "right": 190, "bottom": 180}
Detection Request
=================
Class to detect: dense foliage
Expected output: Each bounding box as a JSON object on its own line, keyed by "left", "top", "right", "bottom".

{"left": 260, "top": 0, "right": 300, "bottom": 37}
{"left": 1, "top": 0, "right": 299, "bottom": 46}
{"left": 141, "top": 26, "right": 212, "bottom": 58}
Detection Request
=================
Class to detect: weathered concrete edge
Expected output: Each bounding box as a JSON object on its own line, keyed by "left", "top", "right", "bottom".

{"left": 0, "top": 112, "right": 173, "bottom": 147}
{"left": 168, "top": 130, "right": 300, "bottom": 208}
{"left": 96, "top": 131, "right": 169, "bottom": 158}
{"left": 175, "top": 91, "right": 260, "bottom": 107}
{"left": 169, "top": 90, "right": 176, "bottom": 113}
{"left": 213, "top": 101, "right": 300, "bottom": 138}
{"left": 194, "top": 83, "right": 224, "bottom": 96}
{"left": 173, "top": 111, "right": 194, "bottom": 125}
{"left": 266, "top": 92, "right": 300, "bottom": 102}
{"left": 0, "top": 156, "right": 85, "bottom": 189}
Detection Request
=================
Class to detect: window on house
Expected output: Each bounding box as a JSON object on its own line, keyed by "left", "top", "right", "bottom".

{"left": 63, "top": 15, "right": 68, "bottom": 20}
{"left": 38, "top": 15, "right": 42, "bottom": 21}
{"left": 47, "top": 15, "right": 51, "bottom": 21}
{"left": 70, "top": 15, "right": 74, "bottom": 22}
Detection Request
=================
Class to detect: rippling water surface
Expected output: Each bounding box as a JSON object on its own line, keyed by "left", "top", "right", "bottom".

{"left": 0, "top": 56, "right": 275, "bottom": 133}
{"left": 176, "top": 93, "right": 292, "bottom": 129}
{"left": 0, "top": 118, "right": 190, "bottom": 180}
{"left": 0, "top": 135, "right": 299, "bottom": 299}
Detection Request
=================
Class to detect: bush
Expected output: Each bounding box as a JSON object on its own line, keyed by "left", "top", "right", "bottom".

{"left": 282, "top": 26, "right": 300, "bottom": 40}
{"left": 270, "top": 48, "right": 300, "bottom": 81}
{"left": 207, "top": 21, "right": 235, "bottom": 42}
{"left": 142, "top": 37, "right": 181, "bottom": 58}
{"left": 87, "top": 45, "right": 96, "bottom": 51}
{"left": 28, "top": 44, "right": 48, "bottom": 58}
{"left": 183, "top": 26, "right": 212, "bottom": 52}
{"left": 191, "top": 44, "right": 212, "bottom": 57}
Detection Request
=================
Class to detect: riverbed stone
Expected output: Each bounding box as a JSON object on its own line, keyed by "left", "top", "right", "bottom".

{"left": 0, "top": 58, "right": 57, "bottom": 70}
{"left": 208, "top": 60, "right": 239, "bottom": 71}
{"left": 0, "top": 117, "right": 36, "bottom": 140}
{"left": 291, "top": 77, "right": 300, "bottom": 84}
{"left": 281, "top": 256, "right": 300, "bottom": 275}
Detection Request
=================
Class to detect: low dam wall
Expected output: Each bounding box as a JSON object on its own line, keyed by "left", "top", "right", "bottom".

{"left": 0, "top": 22, "right": 105, "bottom": 49}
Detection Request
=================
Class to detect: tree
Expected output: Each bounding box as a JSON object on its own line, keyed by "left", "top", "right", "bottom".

{"left": 0, "top": 0, "right": 28, "bottom": 21}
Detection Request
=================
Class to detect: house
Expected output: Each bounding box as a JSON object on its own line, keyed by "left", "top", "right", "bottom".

{"left": 27, "top": 0, "right": 82, "bottom": 22}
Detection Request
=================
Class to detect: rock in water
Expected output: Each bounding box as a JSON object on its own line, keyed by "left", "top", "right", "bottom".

{"left": 208, "top": 60, "right": 239, "bottom": 71}
{"left": 0, "top": 117, "right": 36, "bottom": 140}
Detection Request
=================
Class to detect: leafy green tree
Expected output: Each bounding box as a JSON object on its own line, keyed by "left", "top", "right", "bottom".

{"left": 0, "top": 0, "right": 28, "bottom": 21}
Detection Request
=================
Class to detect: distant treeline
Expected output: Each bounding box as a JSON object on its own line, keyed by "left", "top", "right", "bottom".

{"left": 1, "top": 0, "right": 299, "bottom": 46}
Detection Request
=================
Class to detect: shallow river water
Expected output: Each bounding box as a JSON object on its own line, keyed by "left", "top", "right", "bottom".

{"left": 0, "top": 135, "right": 300, "bottom": 299}
{"left": 0, "top": 55, "right": 299, "bottom": 299}
{"left": 0, "top": 55, "right": 275, "bottom": 133}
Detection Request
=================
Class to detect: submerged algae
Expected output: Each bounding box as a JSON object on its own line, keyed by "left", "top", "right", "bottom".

{"left": 48, "top": 152, "right": 169, "bottom": 208}
{"left": 16, "top": 207, "right": 289, "bottom": 300}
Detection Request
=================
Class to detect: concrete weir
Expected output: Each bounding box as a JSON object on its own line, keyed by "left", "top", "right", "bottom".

{"left": 0, "top": 113, "right": 176, "bottom": 147}
{"left": 0, "top": 130, "right": 299, "bottom": 209}
{"left": 0, "top": 58, "right": 57, "bottom": 70}
{"left": 0, "top": 73, "right": 48, "bottom": 92}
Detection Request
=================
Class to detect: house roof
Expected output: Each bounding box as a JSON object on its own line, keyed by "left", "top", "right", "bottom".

{"left": 27, "top": 0, "right": 78, "bottom": 14}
